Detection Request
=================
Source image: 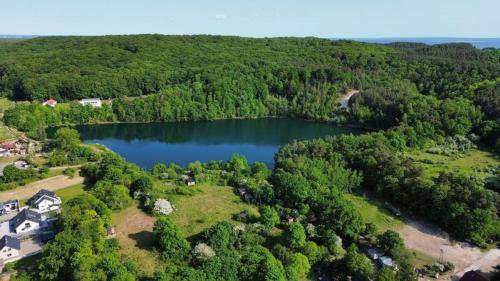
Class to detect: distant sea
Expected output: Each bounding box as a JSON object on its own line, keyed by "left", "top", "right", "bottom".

{"left": 1, "top": 35, "right": 499, "bottom": 49}
{"left": 339, "top": 37, "right": 500, "bottom": 49}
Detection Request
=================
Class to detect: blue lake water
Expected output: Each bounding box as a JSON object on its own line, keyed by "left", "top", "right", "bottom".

{"left": 75, "top": 119, "right": 361, "bottom": 169}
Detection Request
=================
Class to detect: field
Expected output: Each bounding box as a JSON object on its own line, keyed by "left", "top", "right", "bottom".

{"left": 112, "top": 183, "right": 257, "bottom": 278}
{"left": 112, "top": 203, "right": 159, "bottom": 278}
{"left": 346, "top": 193, "right": 404, "bottom": 233}
{"left": 409, "top": 149, "right": 499, "bottom": 179}
{"left": 168, "top": 184, "right": 258, "bottom": 238}
{"left": 55, "top": 183, "right": 86, "bottom": 202}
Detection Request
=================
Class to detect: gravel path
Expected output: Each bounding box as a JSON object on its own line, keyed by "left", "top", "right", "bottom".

{"left": 398, "top": 219, "right": 500, "bottom": 280}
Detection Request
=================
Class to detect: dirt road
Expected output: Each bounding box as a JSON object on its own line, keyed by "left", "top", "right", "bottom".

{"left": 337, "top": 90, "right": 359, "bottom": 111}
{"left": 0, "top": 174, "right": 85, "bottom": 202}
{"left": 398, "top": 219, "right": 500, "bottom": 280}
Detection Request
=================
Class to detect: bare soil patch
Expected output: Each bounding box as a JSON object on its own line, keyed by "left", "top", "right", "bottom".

{"left": 112, "top": 205, "right": 159, "bottom": 278}
{"left": 0, "top": 174, "right": 84, "bottom": 202}
{"left": 397, "top": 219, "right": 500, "bottom": 280}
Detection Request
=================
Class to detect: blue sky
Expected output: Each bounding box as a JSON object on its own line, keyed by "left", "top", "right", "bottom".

{"left": 1, "top": 0, "right": 499, "bottom": 37}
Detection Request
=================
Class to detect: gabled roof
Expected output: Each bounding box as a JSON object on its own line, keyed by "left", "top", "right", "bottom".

{"left": 460, "top": 271, "right": 490, "bottom": 281}
{"left": 0, "top": 235, "right": 20, "bottom": 250}
{"left": 30, "top": 189, "right": 58, "bottom": 205}
{"left": 11, "top": 209, "right": 42, "bottom": 229}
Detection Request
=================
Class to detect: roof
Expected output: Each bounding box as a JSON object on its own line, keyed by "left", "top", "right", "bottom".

{"left": 80, "top": 98, "right": 101, "bottom": 102}
{"left": 0, "top": 235, "right": 20, "bottom": 250}
{"left": 379, "top": 256, "right": 395, "bottom": 266}
{"left": 460, "top": 271, "right": 490, "bottom": 281}
{"left": 44, "top": 99, "right": 57, "bottom": 105}
{"left": 11, "top": 209, "right": 42, "bottom": 229}
{"left": 30, "top": 189, "right": 58, "bottom": 205}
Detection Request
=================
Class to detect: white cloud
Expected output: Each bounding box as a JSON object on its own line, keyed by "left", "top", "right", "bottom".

{"left": 215, "top": 14, "right": 227, "bottom": 20}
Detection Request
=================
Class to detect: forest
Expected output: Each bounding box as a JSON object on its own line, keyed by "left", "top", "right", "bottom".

{"left": 0, "top": 35, "right": 499, "bottom": 281}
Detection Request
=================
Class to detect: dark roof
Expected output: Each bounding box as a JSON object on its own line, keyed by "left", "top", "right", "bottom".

{"left": 0, "top": 235, "right": 20, "bottom": 250}
{"left": 460, "top": 271, "right": 490, "bottom": 281}
{"left": 11, "top": 209, "right": 42, "bottom": 229}
{"left": 30, "top": 189, "right": 57, "bottom": 204}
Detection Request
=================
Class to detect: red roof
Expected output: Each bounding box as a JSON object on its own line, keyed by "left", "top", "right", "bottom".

{"left": 45, "top": 99, "right": 57, "bottom": 105}
{"left": 1, "top": 142, "right": 15, "bottom": 149}
{"left": 460, "top": 271, "right": 490, "bottom": 281}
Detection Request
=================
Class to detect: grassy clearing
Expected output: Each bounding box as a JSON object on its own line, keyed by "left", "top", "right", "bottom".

{"left": 112, "top": 203, "right": 160, "bottom": 278}
{"left": 56, "top": 183, "right": 86, "bottom": 202}
{"left": 111, "top": 183, "right": 257, "bottom": 277}
{"left": 168, "top": 183, "right": 258, "bottom": 239}
{"left": 0, "top": 126, "right": 17, "bottom": 141}
{"left": 409, "top": 149, "right": 499, "bottom": 179}
{"left": 346, "top": 193, "right": 437, "bottom": 268}
{"left": 346, "top": 193, "right": 404, "bottom": 233}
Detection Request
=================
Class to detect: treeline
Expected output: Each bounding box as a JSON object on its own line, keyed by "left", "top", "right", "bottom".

{"left": 349, "top": 79, "right": 499, "bottom": 152}
{"left": 276, "top": 130, "right": 500, "bottom": 247}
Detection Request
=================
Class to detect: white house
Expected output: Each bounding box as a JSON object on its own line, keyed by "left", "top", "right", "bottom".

{"left": 79, "top": 98, "right": 102, "bottom": 107}
{"left": 29, "top": 189, "right": 62, "bottom": 213}
{"left": 11, "top": 209, "right": 41, "bottom": 234}
{"left": 0, "top": 235, "right": 20, "bottom": 261}
{"left": 0, "top": 200, "right": 19, "bottom": 215}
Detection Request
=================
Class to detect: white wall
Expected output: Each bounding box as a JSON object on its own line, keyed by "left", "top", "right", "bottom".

{"left": 15, "top": 220, "right": 40, "bottom": 234}
{"left": 0, "top": 247, "right": 19, "bottom": 261}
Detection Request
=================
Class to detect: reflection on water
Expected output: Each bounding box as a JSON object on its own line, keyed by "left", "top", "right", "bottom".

{"left": 71, "top": 119, "right": 360, "bottom": 169}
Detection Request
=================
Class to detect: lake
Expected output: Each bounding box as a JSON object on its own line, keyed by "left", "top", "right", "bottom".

{"left": 75, "top": 119, "right": 360, "bottom": 169}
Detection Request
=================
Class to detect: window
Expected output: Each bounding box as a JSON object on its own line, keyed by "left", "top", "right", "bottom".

{"left": 7, "top": 253, "right": 11, "bottom": 257}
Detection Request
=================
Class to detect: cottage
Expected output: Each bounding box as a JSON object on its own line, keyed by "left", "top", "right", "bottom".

{"left": 11, "top": 209, "right": 42, "bottom": 234}
{"left": 0, "top": 200, "right": 19, "bottom": 215}
{"left": 459, "top": 271, "right": 490, "bottom": 281}
{"left": 42, "top": 99, "right": 57, "bottom": 107}
{"left": 79, "top": 98, "right": 102, "bottom": 107}
{"left": 29, "top": 189, "right": 62, "bottom": 212}
{"left": 0, "top": 235, "right": 20, "bottom": 261}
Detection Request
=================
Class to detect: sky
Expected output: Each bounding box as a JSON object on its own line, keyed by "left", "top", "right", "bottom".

{"left": 0, "top": 0, "right": 499, "bottom": 38}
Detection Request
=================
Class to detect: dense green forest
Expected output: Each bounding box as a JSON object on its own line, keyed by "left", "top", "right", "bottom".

{"left": 2, "top": 35, "right": 499, "bottom": 148}
{"left": 1, "top": 35, "right": 499, "bottom": 281}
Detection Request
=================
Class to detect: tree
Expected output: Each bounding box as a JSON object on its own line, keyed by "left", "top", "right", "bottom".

{"left": 377, "top": 268, "right": 398, "bottom": 281}
{"left": 153, "top": 199, "right": 174, "bottom": 215}
{"left": 285, "top": 223, "right": 306, "bottom": 249}
{"left": 53, "top": 127, "right": 81, "bottom": 150}
{"left": 202, "top": 222, "right": 234, "bottom": 253}
{"left": 284, "top": 253, "right": 310, "bottom": 281}
{"left": 131, "top": 176, "right": 153, "bottom": 196}
{"left": 301, "top": 241, "right": 322, "bottom": 265}
{"left": 345, "top": 245, "right": 374, "bottom": 281}
{"left": 251, "top": 162, "right": 270, "bottom": 180}
{"left": 153, "top": 217, "right": 191, "bottom": 263}
{"left": 91, "top": 181, "right": 131, "bottom": 210}
{"left": 192, "top": 243, "right": 215, "bottom": 262}
{"left": 378, "top": 230, "right": 405, "bottom": 257}
{"left": 260, "top": 206, "right": 280, "bottom": 229}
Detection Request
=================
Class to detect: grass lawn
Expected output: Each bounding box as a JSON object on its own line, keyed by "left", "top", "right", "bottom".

{"left": 111, "top": 183, "right": 258, "bottom": 278}
{"left": 346, "top": 193, "right": 404, "bottom": 233}
{"left": 56, "top": 183, "right": 86, "bottom": 202}
{"left": 0, "top": 126, "right": 17, "bottom": 141}
{"left": 409, "top": 149, "right": 499, "bottom": 179}
{"left": 168, "top": 183, "right": 258, "bottom": 239}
